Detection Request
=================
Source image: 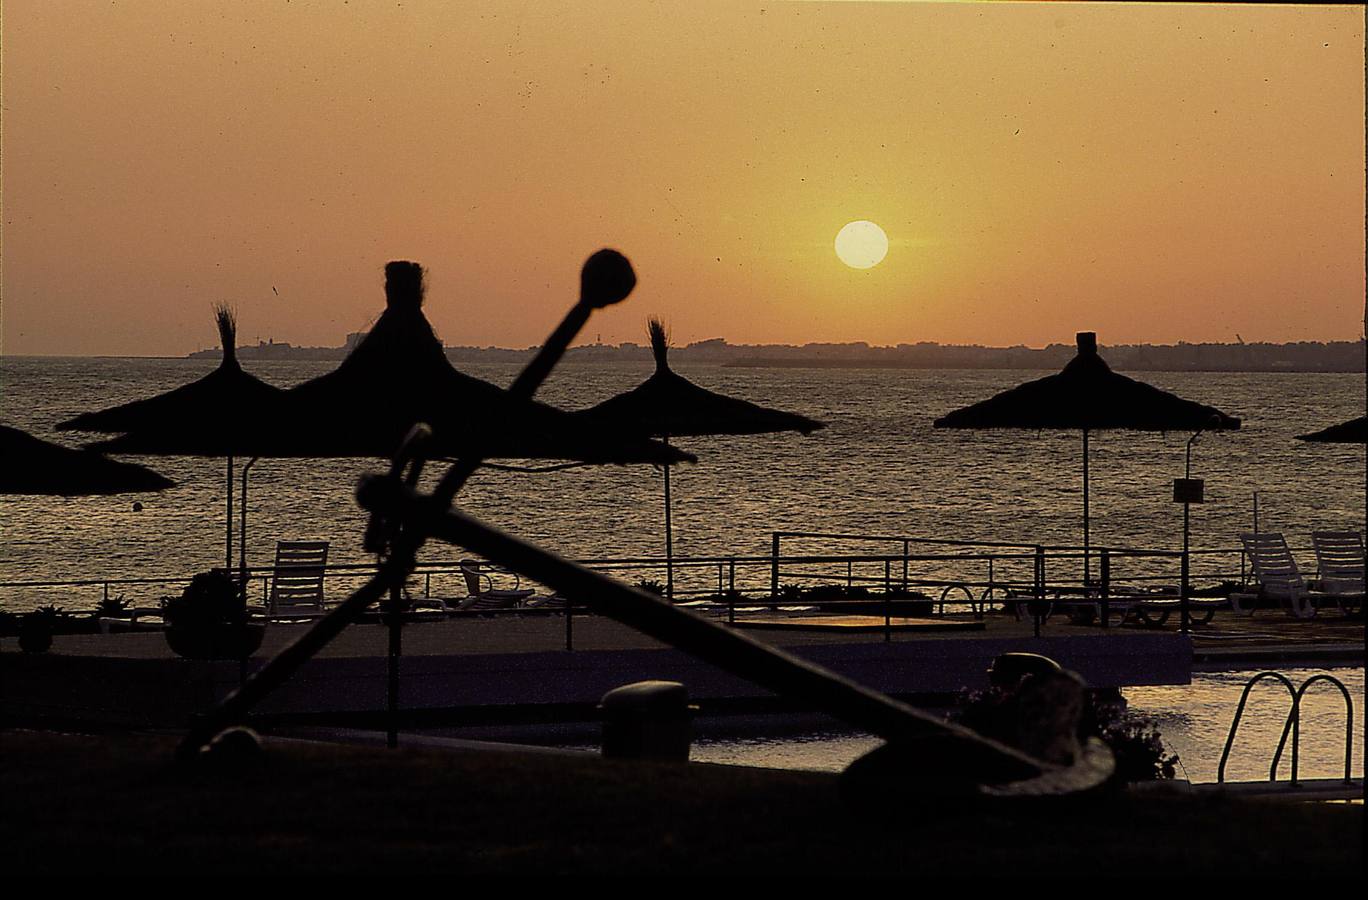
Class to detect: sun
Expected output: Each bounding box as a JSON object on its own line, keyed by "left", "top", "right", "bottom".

{"left": 834, "top": 220, "right": 889, "bottom": 269}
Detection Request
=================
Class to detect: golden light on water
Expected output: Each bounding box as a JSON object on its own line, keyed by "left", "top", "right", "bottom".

{"left": 835, "top": 221, "right": 889, "bottom": 270}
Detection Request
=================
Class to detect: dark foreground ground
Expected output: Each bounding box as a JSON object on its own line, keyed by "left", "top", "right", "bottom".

{"left": 1, "top": 730, "right": 1362, "bottom": 878}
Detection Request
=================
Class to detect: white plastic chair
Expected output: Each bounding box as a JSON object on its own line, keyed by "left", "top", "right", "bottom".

{"left": 1238, "top": 533, "right": 1315, "bottom": 619}
{"left": 1311, "top": 531, "right": 1364, "bottom": 616}
{"left": 456, "top": 559, "right": 534, "bottom": 611}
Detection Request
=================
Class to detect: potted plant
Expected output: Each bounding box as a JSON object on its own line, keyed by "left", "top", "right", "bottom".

{"left": 18, "top": 606, "right": 61, "bottom": 653}
{"left": 163, "top": 570, "right": 264, "bottom": 660}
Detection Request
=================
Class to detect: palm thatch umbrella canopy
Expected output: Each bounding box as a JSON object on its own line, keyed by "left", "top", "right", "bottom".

{"left": 934, "top": 332, "right": 1240, "bottom": 582}
{"left": 584, "top": 320, "right": 825, "bottom": 438}
{"left": 578, "top": 319, "right": 824, "bottom": 597}
{"left": 80, "top": 263, "right": 690, "bottom": 584}
{"left": 0, "top": 425, "right": 174, "bottom": 495}
{"left": 216, "top": 262, "right": 692, "bottom": 466}
{"left": 1297, "top": 416, "right": 1366, "bottom": 444}
{"left": 58, "top": 307, "right": 283, "bottom": 451}
{"left": 58, "top": 307, "right": 283, "bottom": 568}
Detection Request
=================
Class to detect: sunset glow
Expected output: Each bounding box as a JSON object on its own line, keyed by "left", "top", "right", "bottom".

{"left": 1, "top": 1, "right": 1363, "bottom": 356}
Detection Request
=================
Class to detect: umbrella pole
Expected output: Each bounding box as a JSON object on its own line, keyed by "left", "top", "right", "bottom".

{"left": 239, "top": 457, "right": 257, "bottom": 687}
{"left": 387, "top": 582, "right": 401, "bottom": 749}
{"left": 664, "top": 436, "right": 674, "bottom": 602}
{"left": 239, "top": 458, "right": 257, "bottom": 599}
{"left": 225, "top": 455, "right": 234, "bottom": 572}
{"left": 1082, "top": 430, "right": 1090, "bottom": 589}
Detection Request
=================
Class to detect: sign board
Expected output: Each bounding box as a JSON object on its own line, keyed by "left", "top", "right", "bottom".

{"left": 1173, "top": 478, "right": 1205, "bottom": 504}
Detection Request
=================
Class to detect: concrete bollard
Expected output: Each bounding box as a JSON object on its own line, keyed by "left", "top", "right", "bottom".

{"left": 599, "top": 680, "right": 696, "bottom": 761}
{"left": 986, "top": 651, "right": 1062, "bottom": 690}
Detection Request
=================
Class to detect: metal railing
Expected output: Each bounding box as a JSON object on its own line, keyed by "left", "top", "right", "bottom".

{"left": 1218, "top": 671, "right": 1356, "bottom": 786}
{"left": 3, "top": 537, "right": 1263, "bottom": 646}
{"left": 1, "top": 539, "right": 1266, "bottom": 615}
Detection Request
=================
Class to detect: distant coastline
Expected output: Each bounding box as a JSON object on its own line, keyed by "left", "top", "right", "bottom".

{"left": 189, "top": 336, "right": 1367, "bottom": 373}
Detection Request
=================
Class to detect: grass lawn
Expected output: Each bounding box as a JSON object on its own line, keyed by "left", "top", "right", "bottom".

{"left": 2, "top": 729, "right": 1361, "bottom": 877}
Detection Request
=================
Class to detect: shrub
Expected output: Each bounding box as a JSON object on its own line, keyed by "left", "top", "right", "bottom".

{"left": 96, "top": 595, "right": 131, "bottom": 617}
{"left": 956, "top": 684, "right": 1178, "bottom": 783}
{"left": 163, "top": 570, "right": 245, "bottom": 632}
{"left": 18, "top": 606, "right": 60, "bottom": 653}
{"left": 634, "top": 578, "right": 665, "bottom": 596}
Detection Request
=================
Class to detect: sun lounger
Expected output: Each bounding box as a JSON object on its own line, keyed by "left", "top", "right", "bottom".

{"left": 1234, "top": 533, "right": 1317, "bottom": 618}
{"left": 97, "top": 606, "right": 166, "bottom": 633}
{"left": 1310, "top": 530, "right": 1364, "bottom": 616}
{"left": 1051, "top": 587, "right": 1222, "bottom": 628}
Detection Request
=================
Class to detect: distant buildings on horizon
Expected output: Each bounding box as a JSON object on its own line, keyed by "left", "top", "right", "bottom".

{"left": 189, "top": 334, "right": 1367, "bottom": 373}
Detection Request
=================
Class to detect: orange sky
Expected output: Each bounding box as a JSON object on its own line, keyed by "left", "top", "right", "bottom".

{"left": 2, "top": 1, "right": 1363, "bottom": 356}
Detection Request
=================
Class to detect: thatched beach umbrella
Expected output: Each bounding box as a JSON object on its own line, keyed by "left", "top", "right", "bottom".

{"left": 1297, "top": 414, "right": 1366, "bottom": 592}
{"left": 57, "top": 307, "right": 282, "bottom": 569}
{"left": 0, "top": 425, "right": 174, "bottom": 495}
{"left": 578, "top": 319, "right": 824, "bottom": 598}
{"left": 1297, "top": 416, "right": 1366, "bottom": 444}
{"left": 84, "top": 263, "right": 691, "bottom": 592}
{"left": 934, "top": 332, "right": 1241, "bottom": 584}
{"left": 247, "top": 263, "right": 693, "bottom": 466}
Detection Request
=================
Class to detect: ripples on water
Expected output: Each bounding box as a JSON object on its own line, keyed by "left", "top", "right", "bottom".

{"left": 688, "top": 667, "right": 1364, "bottom": 785}
{"left": 1, "top": 358, "right": 1363, "bottom": 611}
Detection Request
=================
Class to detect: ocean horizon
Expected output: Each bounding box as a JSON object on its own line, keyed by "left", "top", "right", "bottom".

{"left": 2, "top": 356, "right": 1361, "bottom": 612}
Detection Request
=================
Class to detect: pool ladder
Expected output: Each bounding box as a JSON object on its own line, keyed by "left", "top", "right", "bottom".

{"left": 1217, "top": 671, "right": 1356, "bottom": 786}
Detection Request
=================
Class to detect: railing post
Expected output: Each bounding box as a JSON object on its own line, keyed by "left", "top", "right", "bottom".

{"left": 1099, "top": 549, "right": 1111, "bottom": 629}
{"left": 424, "top": 573, "right": 431, "bottom": 598}
{"left": 728, "top": 557, "right": 735, "bottom": 594}
{"left": 717, "top": 562, "right": 723, "bottom": 596}
{"left": 847, "top": 560, "right": 853, "bottom": 590}
{"left": 884, "top": 586, "right": 891, "bottom": 643}
{"left": 884, "top": 558, "right": 891, "bottom": 594}
{"left": 728, "top": 589, "right": 735, "bottom": 625}
{"left": 1033, "top": 545, "right": 1045, "bottom": 639}
{"left": 902, "top": 540, "right": 909, "bottom": 594}
{"left": 770, "top": 533, "right": 780, "bottom": 600}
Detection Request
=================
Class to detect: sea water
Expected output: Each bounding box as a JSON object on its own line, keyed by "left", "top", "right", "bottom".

{"left": 1, "top": 357, "right": 1362, "bottom": 609}
{"left": 1, "top": 358, "right": 1363, "bottom": 781}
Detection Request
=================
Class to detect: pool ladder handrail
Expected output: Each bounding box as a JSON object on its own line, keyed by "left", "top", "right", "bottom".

{"left": 1217, "top": 670, "right": 1356, "bottom": 785}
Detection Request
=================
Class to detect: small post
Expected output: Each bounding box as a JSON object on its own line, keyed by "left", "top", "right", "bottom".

{"left": 386, "top": 582, "right": 402, "bottom": 749}
{"left": 1099, "top": 550, "right": 1111, "bottom": 628}
{"left": 728, "top": 557, "right": 735, "bottom": 593}
{"left": 770, "top": 532, "right": 780, "bottom": 600}
{"left": 901, "top": 539, "right": 909, "bottom": 593}
{"left": 1033, "top": 545, "right": 1045, "bottom": 639}
{"left": 846, "top": 560, "right": 853, "bottom": 590}
{"left": 884, "top": 558, "right": 891, "bottom": 594}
